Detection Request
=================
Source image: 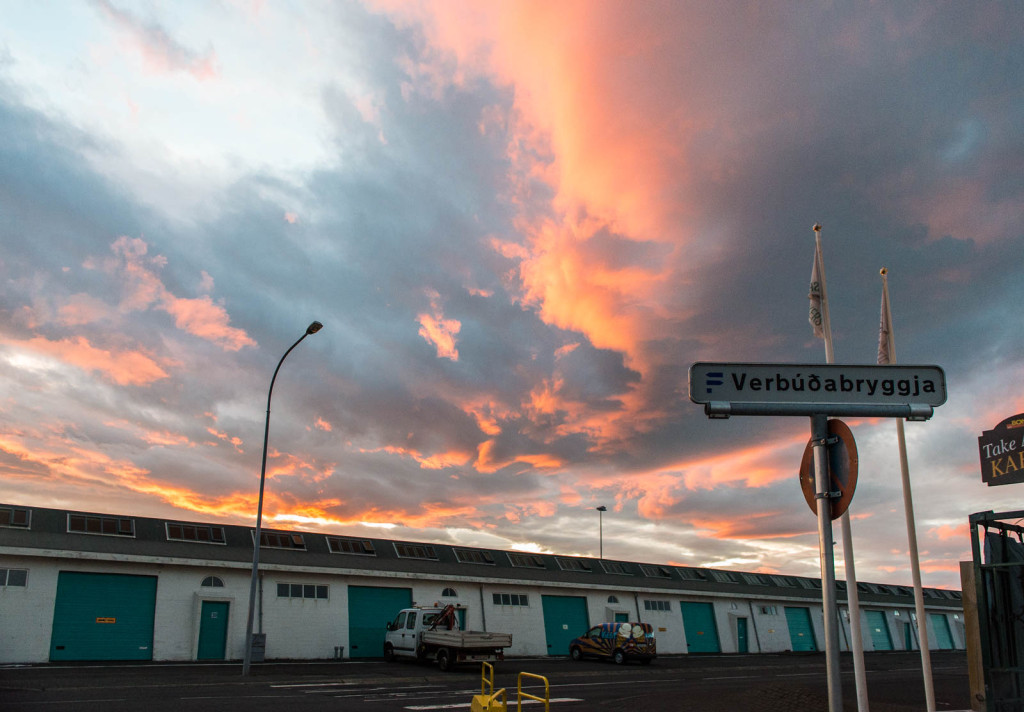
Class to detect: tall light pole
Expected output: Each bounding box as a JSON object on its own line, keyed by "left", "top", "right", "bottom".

{"left": 596, "top": 506, "right": 607, "bottom": 559}
{"left": 242, "top": 320, "right": 323, "bottom": 676}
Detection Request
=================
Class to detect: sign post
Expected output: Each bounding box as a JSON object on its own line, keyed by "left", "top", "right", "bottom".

{"left": 689, "top": 362, "right": 947, "bottom": 712}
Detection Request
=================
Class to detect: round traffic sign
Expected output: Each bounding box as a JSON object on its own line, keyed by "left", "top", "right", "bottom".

{"left": 798, "top": 418, "right": 859, "bottom": 520}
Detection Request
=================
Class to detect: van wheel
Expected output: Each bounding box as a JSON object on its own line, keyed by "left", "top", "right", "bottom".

{"left": 437, "top": 649, "right": 453, "bottom": 672}
{"left": 383, "top": 643, "right": 395, "bottom": 662}
{"left": 570, "top": 646, "right": 582, "bottom": 661}
{"left": 613, "top": 649, "right": 626, "bottom": 665}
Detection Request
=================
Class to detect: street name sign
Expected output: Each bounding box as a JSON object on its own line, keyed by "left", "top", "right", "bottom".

{"left": 688, "top": 362, "right": 946, "bottom": 419}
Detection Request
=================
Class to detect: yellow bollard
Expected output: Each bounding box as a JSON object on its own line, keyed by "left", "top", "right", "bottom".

{"left": 516, "top": 672, "right": 549, "bottom": 712}
{"left": 470, "top": 662, "right": 507, "bottom": 712}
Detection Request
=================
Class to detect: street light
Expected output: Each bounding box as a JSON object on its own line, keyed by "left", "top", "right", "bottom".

{"left": 242, "top": 320, "right": 323, "bottom": 676}
{"left": 596, "top": 506, "right": 607, "bottom": 559}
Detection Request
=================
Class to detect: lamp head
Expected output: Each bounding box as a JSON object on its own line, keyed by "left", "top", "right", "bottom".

{"left": 596, "top": 506, "right": 607, "bottom": 512}
{"left": 306, "top": 321, "right": 324, "bottom": 335}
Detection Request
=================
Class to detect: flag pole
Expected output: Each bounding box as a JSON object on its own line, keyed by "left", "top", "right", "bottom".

{"left": 880, "top": 267, "right": 935, "bottom": 711}
{"left": 813, "top": 224, "right": 869, "bottom": 712}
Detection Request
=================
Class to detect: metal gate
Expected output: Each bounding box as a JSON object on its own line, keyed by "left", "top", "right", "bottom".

{"left": 865, "top": 610, "right": 893, "bottom": 651}
{"left": 680, "top": 601, "right": 721, "bottom": 653}
{"left": 784, "top": 606, "right": 817, "bottom": 652}
{"left": 50, "top": 571, "right": 157, "bottom": 661}
{"left": 348, "top": 585, "right": 412, "bottom": 658}
{"left": 541, "top": 595, "right": 589, "bottom": 656}
{"left": 970, "top": 509, "right": 1024, "bottom": 711}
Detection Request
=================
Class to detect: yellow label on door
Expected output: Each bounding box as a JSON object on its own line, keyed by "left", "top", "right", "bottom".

{"left": 96, "top": 617, "right": 116, "bottom": 624}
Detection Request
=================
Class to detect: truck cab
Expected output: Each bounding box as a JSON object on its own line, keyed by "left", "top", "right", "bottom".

{"left": 383, "top": 605, "right": 512, "bottom": 671}
{"left": 385, "top": 607, "right": 451, "bottom": 658}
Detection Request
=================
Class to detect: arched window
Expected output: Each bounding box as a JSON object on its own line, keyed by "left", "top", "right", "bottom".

{"left": 607, "top": 595, "right": 619, "bottom": 604}
{"left": 201, "top": 576, "right": 224, "bottom": 588}
{"left": 442, "top": 587, "right": 458, "bottom": 597}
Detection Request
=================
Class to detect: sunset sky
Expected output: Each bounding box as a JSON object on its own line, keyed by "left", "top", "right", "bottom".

{"left": 2, "top": 2, "right": 1022, "bottom": 591}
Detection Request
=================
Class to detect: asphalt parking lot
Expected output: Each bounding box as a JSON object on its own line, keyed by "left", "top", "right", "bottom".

{"left": 0, "top": 650, "right": 971, "bottom": 712}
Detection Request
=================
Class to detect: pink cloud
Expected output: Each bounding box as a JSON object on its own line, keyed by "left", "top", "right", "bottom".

{"left": 101, "top": 236, "right": 255, "bottom": 351}
{"left": 93, "top": 0, "right": 218, "bottom": 81}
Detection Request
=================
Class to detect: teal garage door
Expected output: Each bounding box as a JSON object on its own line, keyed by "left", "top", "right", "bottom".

{"left": 348, "top": 586, "right": 412, "bottom": 658}
{"left": 50, "top": 572, "right": 157, "bottom": 661}
{"left": 784, "top": 606, "right": 817, "bottom": 652}
{"left": 541, "top": 595, "right": 589, "bottom": 656}
{"left": 929, "top": 613, "right": 954, "bottom": 649}
{"left": 865, "top": 610, "right": 893, "bottom": 651}
{"left": 680, "top": 601, "right": 721, "bottom": 653}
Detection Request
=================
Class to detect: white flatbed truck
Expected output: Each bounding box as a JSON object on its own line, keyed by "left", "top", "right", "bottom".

{"left": 383, "top": 605, "right": 513, "bottom": 672}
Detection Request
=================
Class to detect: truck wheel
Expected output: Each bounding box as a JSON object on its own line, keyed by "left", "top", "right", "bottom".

{"left": 570, "top": 646, "right": 582, "bottom": 661}
{"left": 612, "top": 649, "right": 626, "bottom": 665}
{"left": 383, "top": 643, "right": 395, "bottom": 662}
{"left": 437, "top": 649, "right": 452, "bottom": 672}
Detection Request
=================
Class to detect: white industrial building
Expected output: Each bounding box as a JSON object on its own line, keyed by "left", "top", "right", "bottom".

{"left": 0, "top": 502, "right": 965, "bottom": 663}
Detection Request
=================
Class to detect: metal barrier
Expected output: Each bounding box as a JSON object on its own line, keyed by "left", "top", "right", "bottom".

{"left": 471, "top": 662, "right": 507, "bottom": 712}
{"left": 516, "top": 672, "right": 549, "bottom": 712}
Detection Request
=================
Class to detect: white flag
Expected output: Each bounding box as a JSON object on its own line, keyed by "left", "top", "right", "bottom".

{"left": 808, "top": 243, "right": 824, "bottom": 338}
{"left": 878, "top": 282, "right": 891, "bottom": 365}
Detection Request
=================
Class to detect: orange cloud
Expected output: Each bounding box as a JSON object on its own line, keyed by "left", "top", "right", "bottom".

{"left": 357, "top": 444, "right": 473, "bottom": 470}
{"left": 162, "top": 295, "right": 256, "bottom": 352}
{"left": 417, "top": 289, "right": 461, "bottom": 360}
{"left": 21, "top": 335, "right": 169, "bottom": 385}
{"left": 474, "top": 439, "right": 564, "bottom": 473}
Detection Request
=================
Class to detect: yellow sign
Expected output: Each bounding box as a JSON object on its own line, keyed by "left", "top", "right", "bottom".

{"left": 95, "top": 617, "right": 116, "bottom": 624}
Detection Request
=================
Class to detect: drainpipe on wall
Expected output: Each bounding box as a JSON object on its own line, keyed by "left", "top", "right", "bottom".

{"left": 633, "top": 592, "right": 643, "bottom": 623}
{"left": 479, "top": 584, "right": 488, "bottom": 632}
{"left": 258, "top": 573, "right": 264, "bottom": 634}
{"left": 747, "top": 601, "right": 762, "bottom": 652}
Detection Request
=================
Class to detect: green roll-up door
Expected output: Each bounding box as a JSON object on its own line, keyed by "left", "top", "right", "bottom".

{"left": 680, "top": 601, "right": 721, "bottom": 653}
{"left": 784, "top": 606, "right": 817, "bottom": 652}
{"left": 865, "top": 610, "right": 893, "bottom": 651}
{"left": 928, "top": 613, "right": 954, "bottom": 649}
{"left": 348, "top": 586, "right": 412, "bottom": 658}
{"left": 541, "top": 595, "right": 589, "bottom": 656}
{"left": 50, "top": 572, "right": 157, "bottom": 661}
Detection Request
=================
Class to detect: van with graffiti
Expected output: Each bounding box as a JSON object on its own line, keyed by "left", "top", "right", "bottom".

{"left": 568, "top": 622, "right": 656, "bottom": 664}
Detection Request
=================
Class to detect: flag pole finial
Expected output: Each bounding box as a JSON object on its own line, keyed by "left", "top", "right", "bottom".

{"left": 880, "top": 267, "right": 888, "bottom": 276}
{"left": 813, "top": 223, "right": 822, "bottom": 233}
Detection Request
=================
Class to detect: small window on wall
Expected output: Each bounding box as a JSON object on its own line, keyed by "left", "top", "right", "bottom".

{"left": 0, "top": 506, "right": 30, "bottom": 529}
{"left": 607, "top": 595, "right": 619, "bottom": 604}
{"left": 643, "top": 600, "right": 670, "bottom": 612}
{"left": 68, "top": 514, "right": 134, "bottom": 537}
{"left": 167, "top": 522, "right": 226, "bottom": 544}
{"left": 258, "top": 531, "right": 306, "bottom": 550}
{"left": 492, "top": 593, "right": 529, "bottom": 606}
{"left": 0, "top": 568, "right": 28, "bottom": 586}
{"left": 277, "top": 582, "right": 329, "bottom": 600}
{"left": 201, "top": 576, "right": 225, "bottom": 588}
{"left": 442, "top": 587, "right": 458, "bottom": 597}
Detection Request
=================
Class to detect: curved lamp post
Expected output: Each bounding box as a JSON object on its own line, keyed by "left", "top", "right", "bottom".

{"left": 242, "top": 320, "right": 323, "bottom": 676}
{"left": 596, "top": 506, "right": 607, "bottom": 559}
